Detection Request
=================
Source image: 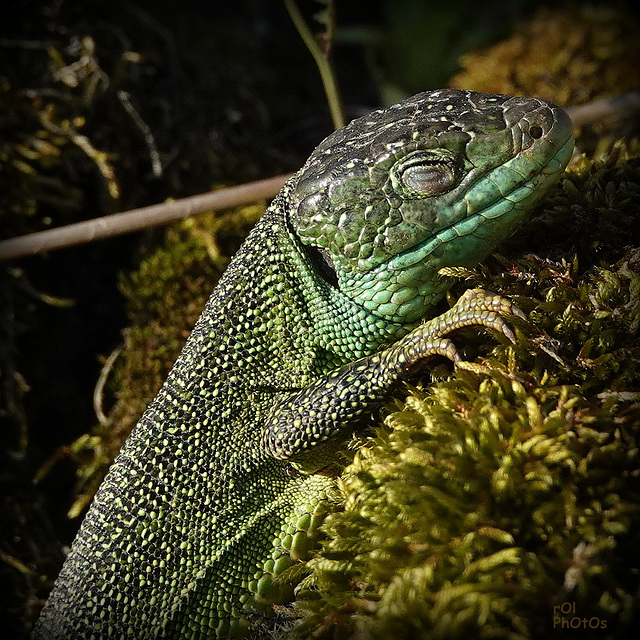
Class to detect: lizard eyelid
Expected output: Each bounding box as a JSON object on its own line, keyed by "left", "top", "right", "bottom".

{"left": 401, "top": 162, "right": 457, "bottom": 195}
{"left": 391, "top": 149, "right": 458, "bottom": 197}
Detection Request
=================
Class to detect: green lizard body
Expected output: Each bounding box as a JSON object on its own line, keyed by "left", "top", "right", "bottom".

{"left": 34, "top": 89, "right": 574, "bottom": 639}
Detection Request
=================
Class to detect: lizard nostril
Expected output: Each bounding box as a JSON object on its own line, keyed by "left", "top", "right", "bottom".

{"left": 529, "top": 124, "right": 544, "bottom": 139}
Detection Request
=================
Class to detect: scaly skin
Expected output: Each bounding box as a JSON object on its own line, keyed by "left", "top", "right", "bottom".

{"left": 33, "top": 89, "right": 574, "bottom": 639}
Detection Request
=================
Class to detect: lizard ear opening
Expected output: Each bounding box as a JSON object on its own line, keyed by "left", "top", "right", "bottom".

{"left": 303, "top": 244, "right": 339, "bottom": 288}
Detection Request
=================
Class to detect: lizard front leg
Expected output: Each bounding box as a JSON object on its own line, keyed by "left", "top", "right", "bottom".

{"left": 262, "top": 289, "right": 524, "bottom": 464}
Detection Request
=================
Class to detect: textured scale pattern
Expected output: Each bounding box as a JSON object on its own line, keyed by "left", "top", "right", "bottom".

{"left": 34, "top": 89, "right": 573, "bottom": 639}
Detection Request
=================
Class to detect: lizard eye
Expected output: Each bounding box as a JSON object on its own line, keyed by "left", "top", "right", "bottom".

{"left": 401, "top": 162, "right": 456, "bottom": 195}
{"left": 392, "top": 150, "right": 458, "bottom": 197}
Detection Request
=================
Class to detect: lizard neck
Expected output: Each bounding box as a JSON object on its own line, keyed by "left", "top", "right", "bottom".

{"left": 268, "top": 184, "right": 417, "bottom": 363}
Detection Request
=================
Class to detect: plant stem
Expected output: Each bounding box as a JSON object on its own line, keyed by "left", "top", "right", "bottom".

{"left": 283, "top": 0, "right": 345, "bottom": 130}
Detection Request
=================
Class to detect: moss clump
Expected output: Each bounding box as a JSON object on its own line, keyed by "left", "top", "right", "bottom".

{"left": 65, "top": 203, "right": 264, "bottom": 517}
{"left": 450, "top": 5, "right": 640, "bottom": 107}
{"left": 287, "top": 136, "right": 640, "bottom": 639}
{"left": 290, "top": 263, "right": 639, "bottom": 639}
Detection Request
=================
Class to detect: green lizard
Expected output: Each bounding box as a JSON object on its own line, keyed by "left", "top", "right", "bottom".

{"left": 33, "top": 89, "right": 574, "bottom": 639}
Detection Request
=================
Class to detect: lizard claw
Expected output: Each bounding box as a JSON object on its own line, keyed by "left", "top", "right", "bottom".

{"left": 391, "top": 288, "right": 524, "bottom": 374}
{"left": 424, "top": 288, "right": 524, "bottom": 344}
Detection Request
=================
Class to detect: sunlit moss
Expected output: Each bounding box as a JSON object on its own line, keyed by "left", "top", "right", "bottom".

{"left": 288, "top": 142, "right": 640, "bottom": 638}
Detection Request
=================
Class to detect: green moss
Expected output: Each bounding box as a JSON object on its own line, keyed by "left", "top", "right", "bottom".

{"left": 286, "top": 143, "right": 640, "bottom": 640}
{"left": 289, "top": 252, "right": 639, "bottom": 638}
{"left": 450, "top": 5, "right": 640, "bottom": 107}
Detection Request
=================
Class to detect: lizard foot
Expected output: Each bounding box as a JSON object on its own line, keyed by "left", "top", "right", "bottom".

{"left": 262, "top": 289, "right": 523, "bottom": 461}
{"left": 390, "top": 288, "right": 524, "bottom": 372}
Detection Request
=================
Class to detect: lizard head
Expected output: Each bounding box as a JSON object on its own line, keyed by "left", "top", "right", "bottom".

{"left": 290, "top": 89, "right": 574, "bottom": 324}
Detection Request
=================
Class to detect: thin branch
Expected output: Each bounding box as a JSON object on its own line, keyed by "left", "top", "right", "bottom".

{"left": 283, "top": 0, "right": 345, "bottom": 129}
{"left": 565, "top": 91, "right": 640, "bottom": 127}
{"left": 118, "top": 90, "right": 163, "bottom": 177}
{"left": 0, "top": 174, "right": 292, "bottom": 262}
